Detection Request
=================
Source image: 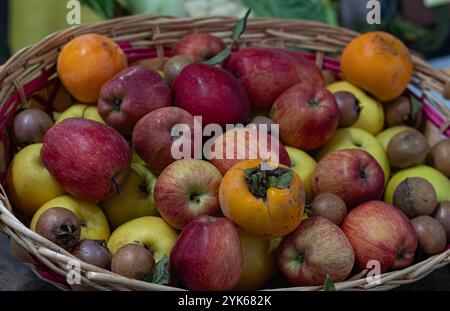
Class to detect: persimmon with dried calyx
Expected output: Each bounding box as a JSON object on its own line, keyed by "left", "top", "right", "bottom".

{"left": 341, "top": 31, "right": 413, "bottom": 102}
{"left": 219, "top": 160, "right": 305, "bottom": 240}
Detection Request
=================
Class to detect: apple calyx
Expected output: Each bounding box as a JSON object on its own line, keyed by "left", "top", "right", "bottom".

{"left": 296, "top": 253, "right": 306, "bottom": 264}
{"left": 395, "top": 247, "right": 405, "bottom": 263}
{"left": 309, "top": 99, "right": 319, "bottom": 107}
{"left": 244, "top": 165, "right": 292, "bottom": 199}
{"left": 112, "top": 97, "right": 122, "bottom": 111}
{"left": 359, "top": 168, "right": 368, "bottom": 180}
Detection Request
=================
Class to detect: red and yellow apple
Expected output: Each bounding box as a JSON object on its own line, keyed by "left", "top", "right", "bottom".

{"left": 270, "top": 82, "right": 339, "bottom": 151}
{"left": 342, "top": 201, "right": 417, "bottom": 272}
{"left": 313, "top": 149, "right": 385, "bottom": 209}
{"left": 41, "top": 119, "right": 131, "bottom": 203}
{"left": 154, "top": 159, "right": 223, "bottom": 230}
{"left": 277, "top": 217, "right": 355, "bottom": 286}
{"left": 170, "top": 216, "right": 243, "bottom": 291}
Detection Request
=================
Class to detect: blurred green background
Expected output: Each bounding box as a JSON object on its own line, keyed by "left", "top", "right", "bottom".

{"left": 1, "top": 0, "right": 450, "bottom": 63}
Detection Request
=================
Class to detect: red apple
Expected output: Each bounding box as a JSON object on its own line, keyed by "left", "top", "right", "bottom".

{"left": 277, "top": 217, "right": 355, "bottom": 286}
{"left": 132, "top": 107, "right": 197, "bottom": 175}
{"left": 173, "top": 33, "right": 226, "bottom": 62}
{"left": 173, "top": 63, "right": 250, "bottom": 127}
{"left": 312, "top": 149, "right": 384, "bottom": 209}
{"left": 225, "top": 47, "right": 323, "bottom": 112}
{"left": 98, "top": 66, "right": 171, "bottom": 135}
{"left": 342, "top": 201, "right": 418, "bottom": 272}
{"left": 170, "top": 216, "right": 243, "bottom": 291}
{"left": 154, "top": 159, "right": 222, "bottom": 230}
{"left": 283, "top": 51, "right": 325, "bottom": 86}
{"left": 270, "top": 81, "right": 339, "bottom": 150}
{"left": 41, "top": 118, "right": 131, "bottom": 202}
{"left": 208, "top": 127, "right": 291, "bottom": 175}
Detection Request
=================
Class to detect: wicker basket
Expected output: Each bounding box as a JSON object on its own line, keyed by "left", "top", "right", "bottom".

{"left": 0, "top": 15, "right": 450, "bottom": 291}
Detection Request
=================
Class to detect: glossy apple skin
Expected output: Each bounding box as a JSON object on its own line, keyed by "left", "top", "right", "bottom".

{"left": 154, "top": 159, "right": 222, "bottom": 230}
{"left": 270, "top": 82, "right": 339, "bottom": 150}
{"left": 173, "top": 63, "right": 250, "bottom": 127}
{"left": 132, "top": 107, "right": 196, "bottom": 175}
{"left": 98, "top": 66, "right": 171, "bottom": 135}
{"left": 342, "top": 201, "right": 418, "bottom": 272}
{"left": 41, "top": 119, "right": 131, "bottom": 202}
{"left": 170, "top": 216, "right": 243, "bottom": 291}
{"left": 225, "top": 47, "right": 323, "bottom": 112}
{"left": 173, "top": 33, "right": 226, "bottom": 62}
{"left": 312, "top": 149, "right": 384, "bottom": 209}
{"left": 277, "top": 217, "right": 355, "bottom": 286}
{"left": 208, "top": 127, "right": 291, "bottom": 175}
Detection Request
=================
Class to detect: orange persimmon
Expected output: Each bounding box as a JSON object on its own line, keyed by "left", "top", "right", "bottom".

{"left": 341, "top": 31, "right": 413, "bottom": 102}
{"left": 219, "top": 160, "right": 305, "bottom": 240}
{"left": 57, "top": 34, "right": 128, "bottom": 104}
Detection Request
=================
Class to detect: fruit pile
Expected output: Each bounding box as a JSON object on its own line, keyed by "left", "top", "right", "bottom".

{"left": 5, "top": 23, "right": 450, "bottom": 291}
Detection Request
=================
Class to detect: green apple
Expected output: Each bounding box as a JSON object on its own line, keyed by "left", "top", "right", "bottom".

{"left": 56, "top": 104, "right": 105, "bottom": 124}
{"left": 132, "top": 144, "right": 146, "bottom": 165}
{"left": 385, "top": 165, "right": 450, "bottom": 203}
{"left": 317, "top": 127, "right": 390, "bottom": 184}
{"left": 101, "top": 163, "right": 158, "bottom": 229}
{"left": 376, "top": 126, "right": 411, "bottom": 151}
{"left": 327, "top": 81, "right": 384, "bottom": 135}
{"left": 285, "top": 146, "right": 317, "bottom": 203}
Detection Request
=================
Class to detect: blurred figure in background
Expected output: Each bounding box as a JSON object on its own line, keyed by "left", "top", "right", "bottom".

{"left": 1, "top": 0, "right": 450, "bottom": 61}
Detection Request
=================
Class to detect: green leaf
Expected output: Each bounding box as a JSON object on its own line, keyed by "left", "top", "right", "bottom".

{"left": 144, "top": 255, "right": 170, "bottom": 285}
{"left": 203, "top": 8, "right": 251, "bottom": 66}
{"left": 276, "top": 170, "right": 292, "bottom": 189}
{"left": 80, "top": 0, "right": 118, "bottom": 19}
{"left": 232, "top": 8, "right": 252, "bottom": 41}
{"left": 203, "top": 46, "right": 232, "bottom": 66}
{"left": 324, "top": 275, "right": 336, "bottom": 291}
{"left": 410, "top": 95, "right": 423, "bottom": 116}
{"left": 243, "top": 0, "right": 338, "bottom": 26}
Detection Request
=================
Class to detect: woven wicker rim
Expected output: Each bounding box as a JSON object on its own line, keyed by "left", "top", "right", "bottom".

{"left": 0, "top": 15, "right": 450, "bottom": 291}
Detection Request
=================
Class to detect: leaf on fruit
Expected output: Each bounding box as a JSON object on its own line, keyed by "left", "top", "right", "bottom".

{"left": 410, "top": 94, "right": 423, "bottom": 116}
{"left": 276, "top": 170, "right": 292, "bottom": 189}
{"left": 144, "top": 255, "right": 170, "bottom": 285}
{"left": 203, "top": 8, "right": 251, "bottom": 66}
{"left": 324, "top": 275, "right": 336, "bottom": 291}
{"left": 203, "top": 46, "right": 232, "bottom": 66}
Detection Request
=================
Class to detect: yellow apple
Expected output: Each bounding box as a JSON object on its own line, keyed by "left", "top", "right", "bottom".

{"left": 234, "top": 230, "right": 277, "bottom": 291}
{"left": 30, "top": 195, "right": 110, "bottom": 241}
{"left": 6, "top": 143, "right": 66, "bottom": 216}
{"left": 327, "top": 81, "right": 384, "bottom": 135}
{"left": 385, "top": 165, "right": 450, "bottom": 203}
{"left": 55, "top": 104, "right": 105, "bottom": 124}
{"left": 107, "top": 216, "right": 177, "bottom": 262}
{"left": 317, "top": 128, "right": 390, "bottom": 184}
{"left": 101, "top": 164, "right": 158, "bottom": 229}
{"left": 285, "top": 146, "right": 317, "bottom": 203}
{"left": 376, "top": 126, "right": 412, "bottom": 151}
